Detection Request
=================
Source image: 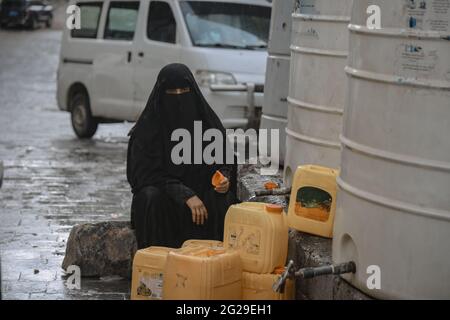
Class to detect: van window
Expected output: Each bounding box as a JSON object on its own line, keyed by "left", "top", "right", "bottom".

{"left": 147, "top": 1, "right": 176, "bottom": 43}
{"left": 104, "top": 1, "right": 140, "bottom": 41}
{"left": 71, "top": 2, "right": 103, "bottom": 39}
{"left": 180, "top": 1, "right": 271, "bottom": 50}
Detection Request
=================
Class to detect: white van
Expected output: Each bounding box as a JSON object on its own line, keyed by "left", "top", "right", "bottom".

{"left": 57, "top": 0, "right": 271, "bottom": 138}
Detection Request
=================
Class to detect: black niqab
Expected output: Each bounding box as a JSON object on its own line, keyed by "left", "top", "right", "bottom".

{"left": 127, "top": 63, "right": 238, "bottom": 249}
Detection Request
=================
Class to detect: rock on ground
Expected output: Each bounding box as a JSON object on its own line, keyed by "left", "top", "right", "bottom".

{"left": 62, "top": 221, "right": 137, "bottom": 279}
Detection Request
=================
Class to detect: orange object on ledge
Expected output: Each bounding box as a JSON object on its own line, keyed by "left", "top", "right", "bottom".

{"left": 264, "top": 181, "right": 279, "bottom": 190}
{"left": 211, "top": 170, "right": 225, "bottom": 187}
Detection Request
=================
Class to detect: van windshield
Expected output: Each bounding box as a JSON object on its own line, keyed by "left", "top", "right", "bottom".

{"left": 179, "top": 1, "right": 271, "bottom": 50}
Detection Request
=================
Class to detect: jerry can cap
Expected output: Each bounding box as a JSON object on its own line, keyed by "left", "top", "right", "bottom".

{"left": 265, "top": 204, "right": 283, "bottom": 214}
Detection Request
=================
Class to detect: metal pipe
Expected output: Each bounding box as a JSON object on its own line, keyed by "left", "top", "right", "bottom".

{"left": 296, "top": 262, "right": 356, "bottom": 279}
{"left": 273, "top": 260, "right": 356, "bottom": 293}
{"left": 209, "top": 84, "right": 248, "bottom": 92}
{"left": 209, "top": 83, "right": 264, "bottom": 93}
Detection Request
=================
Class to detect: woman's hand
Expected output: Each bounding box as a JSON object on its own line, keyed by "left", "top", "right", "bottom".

{"left": 186, "top": 195, "right": 208, "bottom": 225}
{"left": 215, "top": 176, "right": 230, "bottom": 194}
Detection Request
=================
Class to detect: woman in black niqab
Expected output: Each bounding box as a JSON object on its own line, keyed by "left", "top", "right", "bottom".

{"left": 127, "top": 64, "right": 238, "bottom": 249}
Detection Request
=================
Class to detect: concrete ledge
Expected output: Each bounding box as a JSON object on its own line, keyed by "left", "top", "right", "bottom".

{"left": 237, "top": 163, "right": 371, "bottom": 300}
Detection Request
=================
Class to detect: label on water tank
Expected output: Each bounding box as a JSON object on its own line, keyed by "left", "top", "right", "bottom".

{"left": 395, "top": 42, "right": 438, "bottom": 77}
{"left": 296, "top": 0, "right": 320, "bottom": 14}
{"left": 405, "top": 0, "right": 450, "bottom": 32}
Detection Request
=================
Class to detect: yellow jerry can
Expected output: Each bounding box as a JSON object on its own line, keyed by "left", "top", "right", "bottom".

{"left": 131, "top": 246, "right": 176, "bottom": 300}
{"left": 163, "top": 246, "right": 242, "bottom": 300}
{"left": 223, "top": 202, "right": 289, "bottom": 274}
{"left": 288, "top": 165, "right": 338, "bottom": 238}
{"left": 242, "top": 268, "right": 295, "bottom": 300}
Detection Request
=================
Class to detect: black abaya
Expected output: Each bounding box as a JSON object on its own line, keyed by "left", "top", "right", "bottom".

{"left": 127, "top": 63, "right": 238, "bottom": 249}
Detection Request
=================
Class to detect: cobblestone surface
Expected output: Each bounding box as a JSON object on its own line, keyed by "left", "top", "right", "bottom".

{"left": 0, "top": 28, "right": 133, "bottom": 300}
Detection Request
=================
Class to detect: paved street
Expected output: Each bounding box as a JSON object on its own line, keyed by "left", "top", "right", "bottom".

{"left": 0, "top": 28, "right": 134, "bottom": 299}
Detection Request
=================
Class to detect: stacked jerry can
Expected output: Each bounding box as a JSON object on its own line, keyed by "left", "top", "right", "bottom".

{"left": 259, "top": 0, "right": 296, "bottom": 165}
{"left": 131, "top": 203, "right": 292, "bottom": 300}
{"left": 131, "top": 240, "right": 237, "bottom": 300}
{"left": 223, "top": 202, "right": 293, "bottom": 300}
{"left": 224, "top": 203, "right": 288, "bottom": 273}
{"left": 163, "top": 246, "right": 242, "bottom": 300}
{"left": 287, "top": 165, "right": 339, "bottom": 238}
{"left": 131, "top": 247, "right": 176, "bottom": 300}
{"left": 284, "top": 0, "right": 353, "bottom": 184}
{"left": 332, "top": 0, "right": 450, "bottom": 299}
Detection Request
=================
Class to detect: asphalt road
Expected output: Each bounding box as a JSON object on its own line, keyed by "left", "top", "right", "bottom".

{"left": 0, "top": 28, "right": 133, "bottom": 299}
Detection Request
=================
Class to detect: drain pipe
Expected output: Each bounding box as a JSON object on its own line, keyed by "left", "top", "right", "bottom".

{"left": 273, "top": 260, "right": 356, "bottom": 293}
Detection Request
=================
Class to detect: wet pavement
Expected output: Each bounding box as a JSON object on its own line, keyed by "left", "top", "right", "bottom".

{"left": 0, "top": 28, "right": 133, "bottom": 299}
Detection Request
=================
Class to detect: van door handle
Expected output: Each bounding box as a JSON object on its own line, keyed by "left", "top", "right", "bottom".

{"left": 127, "top": 51, "right": 132, "bottom": 63}
{"left": 138, "top": 52, "right": 144, "bottom": 58}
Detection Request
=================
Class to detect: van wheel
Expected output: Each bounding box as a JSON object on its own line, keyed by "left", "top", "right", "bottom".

{"left": 70, "top": 91, "right": 98, "bottom": 139}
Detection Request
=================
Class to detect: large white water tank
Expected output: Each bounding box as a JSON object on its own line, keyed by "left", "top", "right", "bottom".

{"left": 284, "top": 0, "right": 353, "bottom": 184}
{"left": 260, "top": 0, "right": 295, "bottom": 165}
{"left": 260, "top": 55, "right": 290, "bottom": 164}
{"left": 268, "top": 0, "right": 295, "bottom": 56}
{"left": 333, "top": 0, "right": 450, "bottom": 299}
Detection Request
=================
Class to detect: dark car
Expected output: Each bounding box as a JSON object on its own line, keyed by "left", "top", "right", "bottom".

{"left": 0, "top": 0, "right": 53, "bottom": 29}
